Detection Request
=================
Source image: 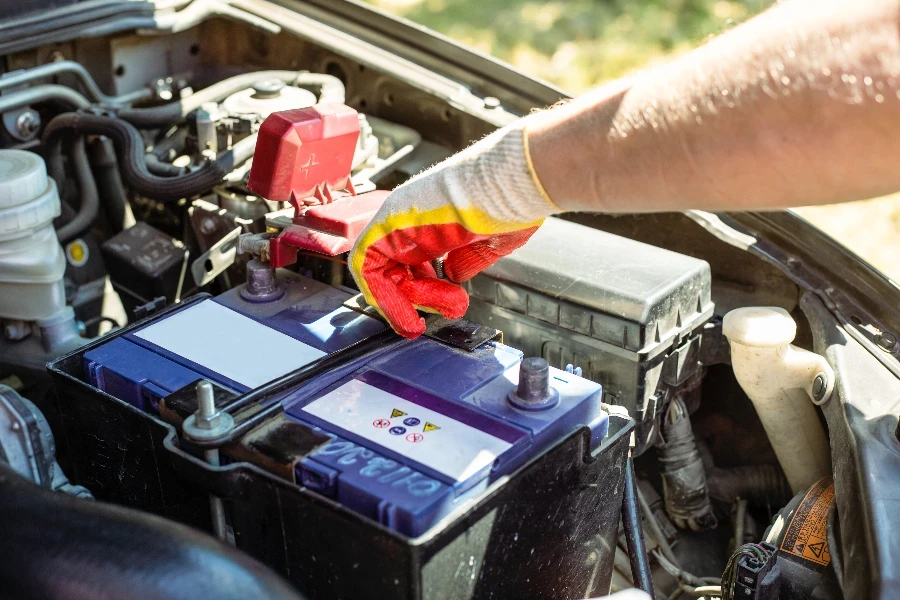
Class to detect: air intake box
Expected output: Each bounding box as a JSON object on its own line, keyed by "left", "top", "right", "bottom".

{"left": 463, "top": 217, "right": 713, "bottom": 453}
{"left": 48, "top": 268, "right": 633, "bottom": 600}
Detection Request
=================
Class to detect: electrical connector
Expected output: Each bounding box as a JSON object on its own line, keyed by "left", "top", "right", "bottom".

{"left": 723, "top": 542, "right": 781, "bottom": 600}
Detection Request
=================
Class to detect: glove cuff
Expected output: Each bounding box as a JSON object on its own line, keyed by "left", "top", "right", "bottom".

{"left": 462, "top": 118, "right": 562, "bottom": 224}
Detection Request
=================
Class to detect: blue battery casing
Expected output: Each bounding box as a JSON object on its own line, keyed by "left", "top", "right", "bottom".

{"left": 84, "top": 272, "right": 386, "bottom": 410}
{"left": 82, "top": 272, "right": 607, "bottom": 537}
{"left": 288, "top": 338, "right": 607, "bottom": 536}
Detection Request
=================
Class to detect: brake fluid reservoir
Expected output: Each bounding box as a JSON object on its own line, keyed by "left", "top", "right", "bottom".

{"left": 0, "top": 150, "right": 66, "bottom": 320}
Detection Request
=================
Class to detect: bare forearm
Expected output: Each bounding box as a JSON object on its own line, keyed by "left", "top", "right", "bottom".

{"left": 528, "top": 0, "right": 900, "bottom": 212}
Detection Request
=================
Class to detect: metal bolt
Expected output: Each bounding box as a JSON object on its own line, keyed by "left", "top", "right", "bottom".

{"left": 195, "top": 380, "right": 218, "bottom": 428}
{"left": 2, "top": 320, "right": 30, "bottom": 341}
{"left": 15, "top": 111, "right": 39, "bottom": 138}
{"left": 483, "top": 96, "right": 501, "bottom": 109}
{"left": 509, "top": 357, "right": 559, "bottom": 410}
{"left": 183, "top": 380, "right": 232, "bottom": 543}
{"left": 812, "top": 373, "right": 828, "bottom": 402}
{"left": 875, "top": 331, "right": 897, "bottom": 352}
{"left": 199, "top": 217, "right": 218, "bottom": 235}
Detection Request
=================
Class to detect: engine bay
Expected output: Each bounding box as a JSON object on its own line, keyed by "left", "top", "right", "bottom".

{"left": 0, "top": 6, "right": 885, "bottom": 600}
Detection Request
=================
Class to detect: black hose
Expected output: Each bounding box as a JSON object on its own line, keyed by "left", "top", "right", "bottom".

{"left": 117, "top": 70, "right": 324, "bottom": 128}
{"left": 145, "top": 153, "right": 188, "bottom": 177}
{"left": 152, "top": 127, "right": 189, "bottom": 160}
{"left": 621, "top": 455, "right": 656, "bottom": 597}
{"left": 43, "top": 112, "right": 234, "bottom": 202}
{"left": 659, "top": 397, "right": 717, "bottom": 531}
{"left": 55, "top": 137, "right": 99, "bottom": 244}
{"left": 88, "top": 137, "right": 129, "bottom": 234}
{"left": 0, "top": 460, "right": 306, "bottom": 600}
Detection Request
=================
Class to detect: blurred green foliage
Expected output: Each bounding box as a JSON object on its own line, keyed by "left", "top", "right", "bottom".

{"left": 366, "top": 0, "right": 774, "bottom": 92}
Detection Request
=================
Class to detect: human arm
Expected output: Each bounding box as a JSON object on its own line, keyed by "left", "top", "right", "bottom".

{"left": 351, "top": 0, "right": 900, "bottom": 338}
{"left": 529, "top": 0, "right": 900, "bottom": 211}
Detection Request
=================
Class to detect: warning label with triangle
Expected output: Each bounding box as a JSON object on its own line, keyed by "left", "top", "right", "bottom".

{"left": 808, "top": 542, "right": 825, "bottom": 558}
{"left": 391, "top": 408, "right": 407, "bottom": 418}
{"left": 779, "top": 478, "right": 834, "bottom": 567}
{"left": 423, "top": 422, "right": 441, "bottom": 432}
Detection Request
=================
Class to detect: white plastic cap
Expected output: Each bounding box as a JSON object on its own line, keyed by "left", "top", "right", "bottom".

{"left": 722, "top": 306, "right": 797, "bottom": 347}
{"left": 0, "top": 149, "right": 49, "bottom": 208}
{"left": 0, "top": 150, "right": 60, "bottom": 241}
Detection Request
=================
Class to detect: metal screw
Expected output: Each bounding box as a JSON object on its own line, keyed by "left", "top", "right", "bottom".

{"left": 195, "top": 380, "right": 219, "bottom": 428}
{"left": 182, "top": 380, "right": 232, "bottom": 543}
{"left": 15, "top": 111, "right": 39, "bottom": 138}
{"left": 875, "top": 331, "right": 897, "bottom": 352}
{"left": 812, "top": 373, "right": 828, "bottom": 402}
{"left": 199, "top": 217, "right": 218, "bottom": 235}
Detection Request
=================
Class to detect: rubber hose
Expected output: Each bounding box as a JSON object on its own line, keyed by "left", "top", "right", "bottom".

{"left": 707, "top": 464, "right": 792, "bottom": 507}
{"left": 294, "top": 72, "right": 345, "bottom": 104}
{"left": 43, "top": 112, "right": 227, "bottom": 202}
{"left": 659, "top": 397, "right": 717, "bottom": 531}
{"left": 151, "top": 127, "right": 189, "bottom": 160}
{"left": 0, "top": 460, "right": 306, "bottom": 600}
{"left": 118, "top": 70, "right": 320, "bottom": 128}
{"left": 145, "top": 153, "right": 188, "bottom": 177}
{"left": 0, "top": 84, "right": 90, "bottom": 114}
{"left": 56, "top": 137, "right": 99, "bottom": 244}
{"left": 88, "top": 137, "right": 129, "bottom": 233}
{"left": 621, "top": 456, "right": 656, "bottom": 597}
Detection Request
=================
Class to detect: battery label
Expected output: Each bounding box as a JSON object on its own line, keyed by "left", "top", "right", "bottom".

{"left": 134, "top": 300, "right": 326, "bottom": 389}
{"left": 302, "top": 378, "right": 515, "bottom": 482}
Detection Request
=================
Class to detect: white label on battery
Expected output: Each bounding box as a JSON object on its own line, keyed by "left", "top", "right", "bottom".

{"left": 134, "top": 300, "right": 326, "bottom": 388}
{"left": 302, "top": 379, "right": 512, "bottom": 482}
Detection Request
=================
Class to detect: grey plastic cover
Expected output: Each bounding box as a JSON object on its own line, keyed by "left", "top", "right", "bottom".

{"left": 467, "top": 217, "right": 713, "bottom": 357}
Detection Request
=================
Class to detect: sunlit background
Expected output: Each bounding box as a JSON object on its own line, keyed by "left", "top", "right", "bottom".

{"left": 365, "top": 0, "right": 899, "bottom": 280}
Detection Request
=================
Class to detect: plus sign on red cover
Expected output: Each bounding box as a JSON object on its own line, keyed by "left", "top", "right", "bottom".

{"left": 247, "top": 103, "right": 360, "bottom": 204}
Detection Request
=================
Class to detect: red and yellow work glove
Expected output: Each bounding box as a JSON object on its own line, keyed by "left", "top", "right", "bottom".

{"left": 349, "top": 119, "right": 560, "bottom": 339}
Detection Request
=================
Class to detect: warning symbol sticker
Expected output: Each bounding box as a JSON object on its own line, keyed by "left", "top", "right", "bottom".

{"left": 372, "top": 418, "right": 390, "bottom": 429}
{"left": 423, "top": 422, "right": 441, "bottom": 433}
{"left": 780, "top": 478, "right": 834, "bottom": 566}
{"left": 391, "top": 408, "right": 407, "bottom": 418}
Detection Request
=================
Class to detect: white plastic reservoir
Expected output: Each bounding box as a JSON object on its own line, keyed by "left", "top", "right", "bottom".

{"left": 0, "top": 149, "right": 67, "bottom": 321}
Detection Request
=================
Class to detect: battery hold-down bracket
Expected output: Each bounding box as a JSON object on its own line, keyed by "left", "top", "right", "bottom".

{"left": 247, "top": 103, "right": 389, "bottom": 266}
{"left": 343, "top": 293, "right": 501, "bottom": 351}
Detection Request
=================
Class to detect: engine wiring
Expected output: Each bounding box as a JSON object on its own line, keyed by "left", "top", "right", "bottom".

{"left": 720, "top": 543, "right": 777, "bottom": 600}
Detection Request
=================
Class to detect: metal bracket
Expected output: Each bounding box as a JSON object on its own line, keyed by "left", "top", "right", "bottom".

{"left": 191, "top": 227, "right": 241, "bottom": 287}
{"left": 342, "top": 294, "right": 501, "bottom": 351}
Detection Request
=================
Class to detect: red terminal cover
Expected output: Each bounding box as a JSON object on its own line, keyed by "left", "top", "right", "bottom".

{"left": 268, "top": 190, "right": 390, "bottom": 267}
{"left": 247, "top": 103, "right": 360, "bottom": 205}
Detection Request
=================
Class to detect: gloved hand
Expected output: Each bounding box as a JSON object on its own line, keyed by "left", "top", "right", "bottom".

{"left": 349, "top": 118, "right": 561, "bottom": 338}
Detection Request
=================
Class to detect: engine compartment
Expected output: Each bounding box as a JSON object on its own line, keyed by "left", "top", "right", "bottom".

{"left": 0, "top": 9, "right": 865, "bottom": 600}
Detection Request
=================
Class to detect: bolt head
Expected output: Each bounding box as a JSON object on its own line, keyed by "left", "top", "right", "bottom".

{"left": 483, "top": 96, "right": 501, "bottom": 109}
{"left": 876, "top": 331, "right": 897, "bottom": 352}
{"left": 15, "top": 111, "right": 39, "bottom": 138}
{"left": 200, "top": 217, "right": 218, "bottom": 235}
{"left": 812, "top": 373, "right": 828, "bottom": 401}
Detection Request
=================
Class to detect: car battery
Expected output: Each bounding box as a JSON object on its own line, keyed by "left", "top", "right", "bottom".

{"left": 82, "top": 270, "right": 386, "bottom": 412}
{"left": 49, "top": 267, "right": 634, "bottom": 599}
{"left": 463, "top": 216, "right": 714, "bottom": 454}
